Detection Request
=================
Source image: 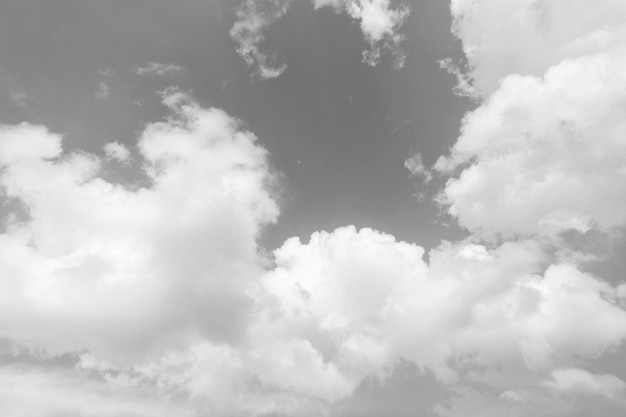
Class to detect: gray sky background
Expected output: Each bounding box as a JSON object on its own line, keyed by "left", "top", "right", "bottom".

{"left": 1, "top": 1, "right": 626, "bottom": 416}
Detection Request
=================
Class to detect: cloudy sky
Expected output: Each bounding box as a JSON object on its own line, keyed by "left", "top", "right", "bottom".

{"left": 1, "top": 0, "right": 626, "bottom": 416}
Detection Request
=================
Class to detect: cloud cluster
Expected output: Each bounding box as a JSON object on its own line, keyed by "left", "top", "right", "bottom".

{"left": 230, "top": 0, "right": 410, "bottom": 79}
{"left": 2, "top": 0, "right": 626, "bottom": 416}
{"left": 259, "top": 227, "right": 626, "bottom": 415}
{"left": 421, "top": 0, "right": 626, "bottom": 412}
{"left": 5, "top": 201, "right": 623, "bottom": 416}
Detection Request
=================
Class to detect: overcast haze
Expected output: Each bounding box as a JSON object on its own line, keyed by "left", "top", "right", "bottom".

{"left": 1, "top": 1, "right": 626, "bottom": 416}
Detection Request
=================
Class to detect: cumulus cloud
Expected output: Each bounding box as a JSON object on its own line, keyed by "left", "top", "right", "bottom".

{"left": 4, "top": 212, "right": 622, "bottom": 416}
{"left": 436, "top": 52, "right": 626, "bottom": 240}
{"left": 437, "top": 0, "right": 626, "bottom": 243}
{"left": 230, "top": 0, "right": 410, "bottom": 78}
{"left": 3, "top": 0, "right": 626, "bottom": 415}
{"left": 0, "top": 91, "right": 279, "bottom": 361}
{"left": 256, "top": 226, "right": 626, "bottom": 414}
{"left": 450, "top": 0, "right": 626, "bottom": 97}
{"left": 408, "top": 1, "right": 626, "bottom": 413}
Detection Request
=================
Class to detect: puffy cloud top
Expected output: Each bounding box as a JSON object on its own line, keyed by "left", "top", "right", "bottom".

{"left": 437, "top": 51, "right": 626, "bottom": 240}
{"left": 450, "top": 0, "right": 626, "bottom": 96}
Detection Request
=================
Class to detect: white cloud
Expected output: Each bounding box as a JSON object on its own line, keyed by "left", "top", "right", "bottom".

{"left": 450, "top": 0, "right": 626, "bottom": 97}
{"left": 404, "top": 151, "right": 432, "bottom": 182}
{"left": 230, "top": 0, "right": 293, "bottom": 79}
{"left": 436, "top": 52, "right": 626, "bottom": 240}
{"left": 0, "top": 91, "right": 279, "bottom": 361}
{"left": 54, "top": 224, "right": 621, "bottom": 415}
{"left": 4, "top": 182, "right": 624, "bottom": 416}
{"left": 2, "top": 0, "right": 626, "bottom": 415}
{"left": 436, "top": 0, "right": 626, "bottom": 242}
{"left": 314, "top": 0, "right": 410, "bottom": 68}
{"left": 430, "top": 1, "right": 626, "bottom": 410}
{"left": 135, "top": 62, "right": 183, "bottom": 77}
{"left": 103, "top": 141, "right": 131, "bottom": 163}
{"left": 253, "top": 226, "right": 626, "bottom": 414}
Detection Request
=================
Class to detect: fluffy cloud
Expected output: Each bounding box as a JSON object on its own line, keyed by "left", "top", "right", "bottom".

{"left": 437, "top": 0, "right": 626, "bottom": 242}
{"left": 404, "top": 151, "right": 432, "bottom": 182}
{"left": 2, "top": 104, "right": 625, "bottom": 414}
{"left": 450, "top": 0, "right": 626, "bottom": 96}
{"left": 3, "top": 0, "right": 626, "bottom": 415}
{"left": 230, "top": 0, "right": 410, "bottom": 78}
{"left": 254, "top": 226, "right": 626, "bottom": 414}
{"left": 5, "top": 164, "right": 624, "bottom": 415}
{"left": 429, "top": 1, "right": 626, "bottom": 411}
{"left": 0, "top": 91, "right": 279, "bottom": 361}
{"left": 436, "top": 51, "right": 626, "bottom": 240}
{"left": 103, "top": 141, "right": 131, "bottom": 163}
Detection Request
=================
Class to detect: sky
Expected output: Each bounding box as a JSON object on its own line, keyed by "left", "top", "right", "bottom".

{"left": 0, "top": 0, "right": 625, "bottom": 416}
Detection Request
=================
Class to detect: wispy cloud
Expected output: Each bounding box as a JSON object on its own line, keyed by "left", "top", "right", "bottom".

{"left": 103, "top": 141, "right": 131, "bottom": 163}
{"left": 95, "top": 81, "right": 110, "bottom": 99}
{"left": 135, "top": 62, "right": 183, "bottom": 77}
{"left": 9, "top": 91, "right": 28, "bottom": 107}
{"left": 404, "top": 151, "right": 432, "bottom": 182}
{"left": 230, "top": 0, "right": 411, "bottom": 79}
{"left": 230, "top": 0, "right": 293, "bottom": 79}
{"left": 314, "top": 0, "right": 410, "bottom": 68}
{"left": 98, "top": 67, "right": 115, "bottom": 78}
